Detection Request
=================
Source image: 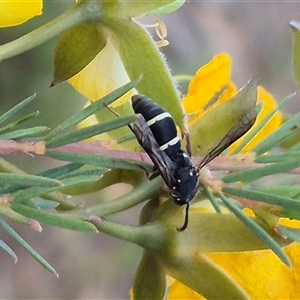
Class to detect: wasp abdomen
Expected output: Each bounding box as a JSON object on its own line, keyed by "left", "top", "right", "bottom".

{"left": 132, "top": 95, "right": 180, "bottom": 158}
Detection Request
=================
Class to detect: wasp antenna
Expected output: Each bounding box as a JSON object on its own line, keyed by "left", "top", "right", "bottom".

{"left": 177, "top": 203, "right": 190, "bottom": 232}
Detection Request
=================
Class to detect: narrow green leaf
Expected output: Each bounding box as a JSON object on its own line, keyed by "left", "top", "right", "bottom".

{"left": 46, "top": 78, "right": 139, "bottom": 141}
{"left": 46, "top": 116, "right": 134, "bottom": 149}
{"left": 0, "top": 217, "right": 58, "bottom": 276}
{"left": 38, "top": 163, "right": 85, "bottom": 179}
{"left": 0, "top": 239, "right": 18, "bottom": 262}
{"left": 34, "top": 199, "right": 58, "bottom": 209}
{"left": 289, "top": 20, "right": 300, "bottom": 90}
{"left": 0, "top": 185, "right": 78, "bottom": 210}
{"left": 62, "top": 167, "right": 106, "bottom": 179}
{"left": 11, "top": 203, "right": 98, "bottom": 232}
{"left": 13, "top": 175, "right": 101, "bottom": 203}
{"left": 0, "top": 173, "right": 61, "bottom": 187}
{"left": 278, "top": 225, "right": 300, "bottom": 243}
{"left": 52, "top": 23, "right": 107, "bottom": 85}
{"left": 223, "top": 157, "right": 300, "bottom": 184}
{"left": 0, "top": 163, "right": 89, "bottom": 195}
{"left": 255, "top": 186, "right": 300, "bottom": 199}
{"left": 218, "top": 193, "right": 290, "bottom": 266}
{"left": 0, "top": 111, "right": 39, "bottom": 134}
{"left": 11, "top": 186, "right": 60, "bottom": 204}
{"left": 282, "top": 126, "right": 300, "bottom": 150}
{"left": 39, "top": 163, "right": 106, "bottom": 180}
{"left": 202, "top": 184, "right": 221, "bottom": 213}
{"left": 253, "top": 110, "right": 300, "bottom": 155}
{"left": 0, "top": 94, "right": 35, "bottom": 125}
{"left": 255, "top": 152, "right": 300, "bottom": 163}
{"left": 0, "top": 126, "right": 48, "bottom": 140}
{"left": 46, "top": 150, "right": 149, "bottom": 171}
{"left": 223, "top": 187, "right": 300, "bottom": 212}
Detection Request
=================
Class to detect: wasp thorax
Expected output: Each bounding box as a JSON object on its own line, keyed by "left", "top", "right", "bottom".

{"left": 171, "top": 151, "right": 199, "bottom": 205}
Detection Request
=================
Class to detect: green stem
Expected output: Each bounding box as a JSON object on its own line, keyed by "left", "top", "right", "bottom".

{"left": 0, "top": 0, "right": 103, "bottom": 61}
{"left": 89, "top": 216, "right": 167, "bottom": 252}
{"left": 75, "top": 176, "right": 164, "bottom": 217}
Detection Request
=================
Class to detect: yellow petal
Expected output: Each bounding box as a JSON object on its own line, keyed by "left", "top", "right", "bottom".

{"left": 69, "top": 39, "right": 134, "bottom": 106}
{"left": 207, "top": 243, "right": 300, "bottom": 299}
{"left": 182, "top": 53, "right": 236, "bottom": 120}
{"left": 167, "top": 278, "right": 205, "bottom": 300}
{"left": 0, "top": 0, "right": 42, "bottom": 28}
{"left": 279, "top": 218, "right": 300, "bottom": 228}
{"left": 229, "top": 86, "right": 282, "bottom": 153}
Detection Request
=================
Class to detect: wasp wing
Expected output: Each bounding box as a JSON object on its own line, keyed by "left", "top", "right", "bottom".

{"left": 130, "top": 114, "right": 176, "bottom": 188}
{"left": 198, "top": 107, "right": 257, "bottom": 169}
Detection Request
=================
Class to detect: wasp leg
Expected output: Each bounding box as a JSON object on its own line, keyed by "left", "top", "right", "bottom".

{"left": 149, "top": 169, "right": 160, "bottom": 180}
{"left": 176, "top": 203, "right": 190, "bottom": 232}
{"left": 183, "top": 131, "right": 192, "bottom": 157}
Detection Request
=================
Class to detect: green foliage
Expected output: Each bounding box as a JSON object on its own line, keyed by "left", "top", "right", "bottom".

{"left": 2, "top": 1, "right": 300, "bottom": 299}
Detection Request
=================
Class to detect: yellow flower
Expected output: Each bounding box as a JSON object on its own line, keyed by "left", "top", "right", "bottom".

{"left": 72, "top": 40, "right": 135, "bottom": 144}
{"left": 207, "top": 243, "right": 300, "bottom": 300}
{"left": 182, "top": 53, "right": 236, "bottom": 123}
{"left": 183, "top": 53, "right": 282, "bottom": 155}
{"left": 158, "top": 54, "right": 296, "bottom": 300}
{"left": 76, "top": 50, "right": 297, "bottom": 299}
{"left": 0, "top": 0, "right": 42, "bottom": 28}
{"left": 69, "top": 40, "right": 134, "bottom": 107}
{"left": 166, "top": 242, "right": 300, "bottom": 299}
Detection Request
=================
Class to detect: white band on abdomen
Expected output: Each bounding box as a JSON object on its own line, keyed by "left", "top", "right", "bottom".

{"left": 160, "top": 136, "right": 180, "bottom": 151}
{"left": 147, "top": 112, "right": 172, "bottom": 126}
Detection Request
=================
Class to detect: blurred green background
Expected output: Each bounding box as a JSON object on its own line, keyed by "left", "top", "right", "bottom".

{"left": 0, "top": 1, "right": 299, "bottom": 299}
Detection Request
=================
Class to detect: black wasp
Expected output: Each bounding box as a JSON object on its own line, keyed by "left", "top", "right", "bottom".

{"left": 130, "top": 95, "right": 256, "bottom": 231}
